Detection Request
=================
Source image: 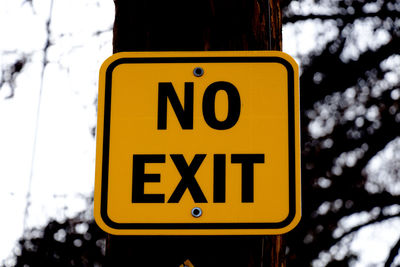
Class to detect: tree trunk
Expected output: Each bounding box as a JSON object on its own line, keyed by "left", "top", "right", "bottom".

{"left": 107, "top": 0, "right": 285, "bottom": 266}
{"left": 112, "top": 0, "right": 281, "bottom": 52}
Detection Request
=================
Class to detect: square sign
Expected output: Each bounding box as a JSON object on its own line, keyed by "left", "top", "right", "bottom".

{"left": 94, "top": 51, "right": 301, "bottom": 235}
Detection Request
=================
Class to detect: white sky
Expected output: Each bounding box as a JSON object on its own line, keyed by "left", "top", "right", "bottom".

{"left": 0, "top": 0, "right": 399, "bottom": 266}
{"left": 0, "top": 0, "right": 113, "bottom": 263}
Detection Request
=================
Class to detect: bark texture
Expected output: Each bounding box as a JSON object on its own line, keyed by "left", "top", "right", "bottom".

{"left": 113, "top": 0, "right": 281, "bottom": 52}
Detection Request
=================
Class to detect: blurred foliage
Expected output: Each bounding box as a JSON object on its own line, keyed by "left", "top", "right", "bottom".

{"left": 2, "top": 0, "right": 400, "bottom": 266}
{"left": 0, "top": 55, "right": 27, "bottom": 98}
{"left": 11, "top": 212, "right": 106, "bottom": 267}
{"left": 284, "top": 0, "right": 400, "bottom": 266}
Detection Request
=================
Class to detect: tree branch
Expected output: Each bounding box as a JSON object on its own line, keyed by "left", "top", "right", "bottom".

{"left": 284, "top": 9, "right": 400, "bottom": 23}
{"left": 300, "top": 35, "right": 400, "bottom": 110}
{"left": 337, "top": 213, "right": 400, "bottom": 240}
{"left": 384, "top": 237, "right": 400, "bottom": 267}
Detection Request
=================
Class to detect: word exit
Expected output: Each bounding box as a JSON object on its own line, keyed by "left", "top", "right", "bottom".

{"left": 132, "top": 153, "right": 265, "bottom": 204}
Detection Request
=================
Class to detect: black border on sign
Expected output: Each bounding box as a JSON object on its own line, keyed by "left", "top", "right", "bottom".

{"left": 100, "top": 56, "right": 296, "bottom": 230}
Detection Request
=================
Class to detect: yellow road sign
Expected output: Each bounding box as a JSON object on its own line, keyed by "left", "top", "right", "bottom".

{"left": 179, "top": 260, "right": 195, "bottom": 267}
{"left": 94, "top": 51, "right": 301, "bottom": 235}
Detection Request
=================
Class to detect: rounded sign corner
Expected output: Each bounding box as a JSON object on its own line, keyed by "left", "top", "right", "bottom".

{"left": 94, "top": 216, "right": 118, "bottom": 236}
{"left": 279, "top": 51, "right": 299, "bottom": 65}
{"left": 276, "top": 209, "right": 302, "bottom": 235}
{"left": 94, "top": 207, "right": 124, "bottom": 236}
{"left": 99, "top": 52, "right": 130, "bottom": 77}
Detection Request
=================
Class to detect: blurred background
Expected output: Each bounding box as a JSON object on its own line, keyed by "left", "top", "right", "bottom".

{"left": 0, "top": 0, "right": 399, "bottom": 266}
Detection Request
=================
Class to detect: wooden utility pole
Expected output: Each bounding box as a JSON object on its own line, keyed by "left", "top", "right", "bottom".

{"left": 106, "top": 0, "right": 285, "bottom": 266}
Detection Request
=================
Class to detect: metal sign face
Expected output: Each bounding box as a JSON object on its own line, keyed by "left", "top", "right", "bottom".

{"left": 94, "top": 51, "right": 301, "bottom": 235}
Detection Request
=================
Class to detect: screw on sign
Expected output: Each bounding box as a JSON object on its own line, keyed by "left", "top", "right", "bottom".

{"left": 193, "top": 67, "right": 204, "bottom": 77}
{"left": 94, "top": 51, "right": 301, "bottom": 235}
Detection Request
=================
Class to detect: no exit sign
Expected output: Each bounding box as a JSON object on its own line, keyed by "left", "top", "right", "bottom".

{"left": 94, "top": 51, "right": 301, "bottom": 235}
